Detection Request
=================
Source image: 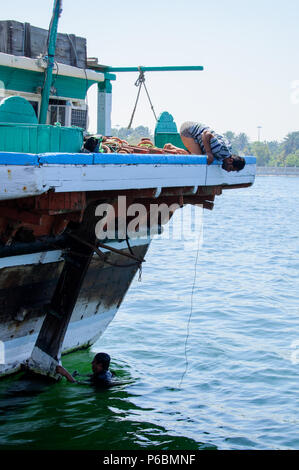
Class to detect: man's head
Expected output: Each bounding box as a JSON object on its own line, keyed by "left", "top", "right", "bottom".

{"left": 84, "top": 136, "right": 99, "bottom": 153}
{"left": 92, "top": 352, "right": 111, "bottom": 374}
{"left": 222, "top": 155, "right": 246, "bottom": 172}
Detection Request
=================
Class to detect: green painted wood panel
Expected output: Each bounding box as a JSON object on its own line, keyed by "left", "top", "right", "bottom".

{"left": 0, "top": 96, "right": 38, "bottom": 124}
{"left": 0, "top": 123, "right": 83, "bottom": 153}
{"left": 154, "top": 111, "right": 186, "bottom": 150}
{"left": 0, "top": 65, "right": 94, "bottom": 100}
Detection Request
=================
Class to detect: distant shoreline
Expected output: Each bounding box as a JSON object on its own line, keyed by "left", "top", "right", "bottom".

{"left": 256, "top": 166, "right": 299, "bottom": 176}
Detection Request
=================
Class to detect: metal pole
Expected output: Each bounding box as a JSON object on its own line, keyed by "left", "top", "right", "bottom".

{"left": 39, "top": 0, "right": 63, "bottom": 124}
{"left": 103, "top": 66, "right": 204, "bottom": 73}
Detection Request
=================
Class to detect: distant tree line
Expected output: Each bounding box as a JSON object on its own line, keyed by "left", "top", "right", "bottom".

{"left": 223, "top": 131, "right": 299, "bottom": 167}
{"left": 111, "top": 127, "right": 299, "bottom": 167}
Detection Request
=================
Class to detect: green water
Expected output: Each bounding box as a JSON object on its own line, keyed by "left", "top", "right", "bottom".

{"left": 0, "top": 177, "right": 298, "bottom": 450}
{"left": 0, "top": 351, "right": 208, "bottom": 450}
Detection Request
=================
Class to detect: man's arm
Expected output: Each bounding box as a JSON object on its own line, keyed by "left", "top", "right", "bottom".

{"left": 201, "top": 130, "right": 214, "bottom": 164}
{"left": 72, "top": 370, "right": 92, "bottom": 378}
{"left": 56, "top": 365, "right": 77, "bottom": 383}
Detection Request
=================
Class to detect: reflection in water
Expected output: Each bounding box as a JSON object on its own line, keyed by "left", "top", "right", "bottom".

{"left": 0, "top": 373, "right": 50, "bottom": 412}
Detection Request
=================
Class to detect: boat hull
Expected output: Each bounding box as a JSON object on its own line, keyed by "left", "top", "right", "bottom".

{"left": 0, "top": 238, "right": 150, "bottom": 377}
{"left": 0, "top": 154, "right": 256, "bottom": 379}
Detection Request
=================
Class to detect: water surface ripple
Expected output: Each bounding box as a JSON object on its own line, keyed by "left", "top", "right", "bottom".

{"left": 0, "top": 176, "right": 298, "bottom": 450}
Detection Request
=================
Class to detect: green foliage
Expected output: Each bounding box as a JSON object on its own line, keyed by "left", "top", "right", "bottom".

{"left": 249, "top": 142, "right": 271, "bottom": 166}
{"left": 223, "top": 131, "right": 235, "bottom": 142}
{"left": 224, "top": 131, "right": 250, "bottom": 155}
{"left": 235, "top": 133, "right": 250, "bottom": 153}
{"left": 224, "top": 131, "right": 299, "bottom": 167}
{"left": 285, "top": 150, "right": 299, "bottom": 167}
{"left": 282, "top": 132, "right": 299, "bottom": 157}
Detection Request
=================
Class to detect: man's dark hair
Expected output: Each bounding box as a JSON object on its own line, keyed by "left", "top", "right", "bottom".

{"left": 232, "top": 155, "right": 246, "bottom": 171}
{"left": 84, "top": 136, "right": 99, "bottom": 152}
{"left": 94, "top": 352, "right": 111, "bottom": 371}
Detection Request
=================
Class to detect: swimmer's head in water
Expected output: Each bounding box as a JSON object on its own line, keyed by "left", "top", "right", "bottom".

{"left": 92, "top": 352, "right": 111, "bottom": 374}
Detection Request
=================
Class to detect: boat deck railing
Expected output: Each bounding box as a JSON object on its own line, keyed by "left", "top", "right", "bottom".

{"left": 0, "top": 152, "right": 256, "bottom": 166}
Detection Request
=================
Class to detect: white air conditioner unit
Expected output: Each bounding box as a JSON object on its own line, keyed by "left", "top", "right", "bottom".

{"left": 49, "top": 103, "right": 87, "bottom": 129}
{"left": 71, "top": 106, "right": 88, "bottom": 129}
{"left": 50, "top": 104, "right": 67, "bottom": 126}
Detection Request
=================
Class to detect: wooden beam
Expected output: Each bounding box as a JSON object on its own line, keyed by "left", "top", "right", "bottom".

{"left": 0, "top": 207, "right": 42, "bottom": 225}
{"left": 25, "top": 203, "right": 99, "bottom": 380}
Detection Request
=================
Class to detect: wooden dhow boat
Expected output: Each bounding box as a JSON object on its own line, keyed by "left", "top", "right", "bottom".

{"left": 0, "top": 1, "right": 256, "bottom": 379}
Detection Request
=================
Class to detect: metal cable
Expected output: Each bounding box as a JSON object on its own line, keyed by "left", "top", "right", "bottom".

{"left": 128, "top": 67, "right": 158, "bottom": 129}
{"left": 128, "top": 80, "right": 142, "bottom": 129}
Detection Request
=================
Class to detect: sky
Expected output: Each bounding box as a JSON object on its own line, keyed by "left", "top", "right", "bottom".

{"left": 1, "top": 0, "right": 299, "bottom": 141}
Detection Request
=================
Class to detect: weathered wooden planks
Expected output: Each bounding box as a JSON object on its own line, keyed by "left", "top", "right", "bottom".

{"left": 0, "top": 21, "right": 87, "bottom": 69}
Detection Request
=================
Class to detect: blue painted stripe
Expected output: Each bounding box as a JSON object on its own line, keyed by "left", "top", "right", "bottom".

{"left": 0, "top": 153, "right": 39, "bottom": 165}
{"left": 93, "top": 153, "right": 207, "bottom": 165}
{"left": 0, "top": 152, "right": 256, "bottom": 166}
{"left": 93, "top": 154, "right": 256, "bottom": 165}
{"left": 38, "top": 153, "right": 94, "bottom": 164}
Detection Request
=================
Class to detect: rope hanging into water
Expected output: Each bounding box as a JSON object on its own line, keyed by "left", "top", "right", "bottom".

{"left": 179, "top": 164, "right": 208, "bottom": 388}
{"left": 178, "top": 226, "right": 201, "bottom": 389}
{"left": 128, "top": 67, "right": 158, "bottom": 129}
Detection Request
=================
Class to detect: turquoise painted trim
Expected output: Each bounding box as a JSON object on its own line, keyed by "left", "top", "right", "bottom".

{"left": 0, "top": 65, "right": 44, "bottom": 95}
{"left": 105, "top": 66, "right": 204, "bottom": 72}
{"left": 103, "top": 72, "right": 117, "bottom": 81}
{"left": 52, "top": 75, "right": 94, "bottom": 100}
{"left": 0, "top": 65, "right": 96, "bottom": 100}
{"left": 98, "top": 79, "right": 112, "bottom": 93}
{"left": 0, "top": 152, "right": 256, "bottom": 166}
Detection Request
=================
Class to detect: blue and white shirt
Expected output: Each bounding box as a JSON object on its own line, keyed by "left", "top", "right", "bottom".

{"left": 180, "top": 121, "right": 232, "bottom": 161}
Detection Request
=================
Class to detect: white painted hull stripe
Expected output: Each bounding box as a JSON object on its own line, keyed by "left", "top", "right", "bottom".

{"left": 0, "top": 156, "right": 255, "bottom": 201}
{"left": 0, "top": 250, "right": 64, "bottom": 268}
{"left": 0, "top": 238, "right": 150, "bottom": 269}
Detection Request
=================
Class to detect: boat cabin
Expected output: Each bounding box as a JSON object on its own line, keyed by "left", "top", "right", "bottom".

{"left": 0, "top": 19, "right": 114, "bottom": 141}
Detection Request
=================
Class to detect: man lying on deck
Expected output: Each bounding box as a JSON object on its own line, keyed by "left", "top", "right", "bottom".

{"left": 56, "top": 352, "right": 116, "bottom": 386}
{"left": 180, "top": 121, "right": 246, "bottom": 172}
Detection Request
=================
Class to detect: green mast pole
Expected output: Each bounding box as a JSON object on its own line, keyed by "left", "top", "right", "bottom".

{"left": 39, "top": 0, "right": 63, "bottom": 124}
{"left": 106, "top": 66, "right": 204, "bottom": 72}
